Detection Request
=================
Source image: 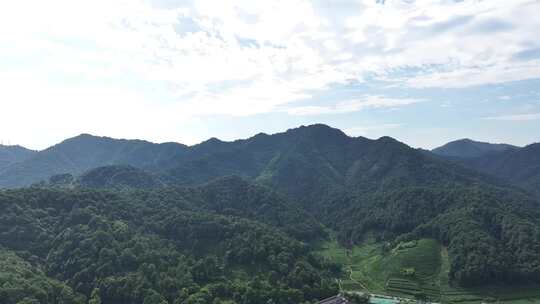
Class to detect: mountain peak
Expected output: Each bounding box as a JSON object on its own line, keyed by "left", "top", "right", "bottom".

{"left": 59, "top": 133, "right": 111, "bottom": 146}
{"left": 377, "top": 135, "right": 399, "bottom": 143}
{"left": 432, "top": 138, "right": 518, "bottom": 158}
{"left": 197, "top": 137, "right": 228, "bottom": 147}
{"left": 0, "top": 144, "right": 30, "bottom": 149}
{"left": 285, "top": 124, "right": 348, "bottom": 138}
{"left": 297, "top": 123, "right": 340, "bottom": 131}
{"left": 205, "top": 137, "right": 224, "bottom": 143}
{"left": 68, "top": 133, "right": 102, "bottom": 141}
{"left": 76, "top": 133, "right": 95, "bottom": 138}
{"left": 0, "top": 145, "right": 37, "bottom": 171}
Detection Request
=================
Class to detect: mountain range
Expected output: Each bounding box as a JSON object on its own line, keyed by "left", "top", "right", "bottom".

{"left": 3, "top": 126, "right": 538, "bottom": 200}
{"left": 0, "top": 134, "right": 186, "bottom": 188}
{"left": 1, "top": 124, "right": 540, "bottom": 303}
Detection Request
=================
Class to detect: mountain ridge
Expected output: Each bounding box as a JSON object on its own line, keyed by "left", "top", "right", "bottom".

{"left": 0, "top": 144, "right": 36, "bottom": 172}
{"left": 432, "top": 138, "right": 519, "bottom": 159}
{"left": 459, "top": 142, "right": 540, "bottom": 196}
{"left": 0, "top": 134, "right": 188, "bottom": 188}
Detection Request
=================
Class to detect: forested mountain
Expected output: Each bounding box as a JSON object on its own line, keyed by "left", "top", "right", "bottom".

{"left": 0, "top": 135, "right": 187, "bottom": 188}
{"left": 431, "top": 138, "right": 518, "bottom": 159}
{"left": 158, "top": 125, "right": 540, "bottom": 285}
{"left": 458, "top": 143, "right": 540, "bottom": 197}
{"left": 162, "top": 125, "right": 497, "bottom": 208}
{"left": 78, "top": 165, "right": 165, "bottom": 189}
{"left": 0, "top": 144, "right": 36, "bottom": 171}
{"left": 0, "top": 184, "right": 338, "bottom": 304}
{"left": 41, "top": 165, "right": 165, "bottom": 190}
{"left": 41, "top": 173, "right": 324, "bottom": 242}
{"left": 432, "top": 139, "right": 540, "bottom": 197}
{"left": 172, "top": 176, "right": 326, "bottom": 241}
{"left": 2, "top": 124, "right": 540, "bottom": 296}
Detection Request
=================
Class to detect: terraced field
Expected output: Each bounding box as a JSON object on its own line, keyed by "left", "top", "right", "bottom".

{"left": 385, "top": 278, "right": 421, "bottom": 296}
{"left": 316, "top": 234, "right": 367, "bottom": 291}
{"left": 317, "top": 235, "right": 540, "bottom": 303}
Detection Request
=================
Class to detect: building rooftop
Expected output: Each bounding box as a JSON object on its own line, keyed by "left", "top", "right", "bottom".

{"left": 318, "top": 295, "right": 349, "bottom": 304}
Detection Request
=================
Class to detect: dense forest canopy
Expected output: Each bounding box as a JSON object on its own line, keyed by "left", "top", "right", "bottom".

{"left": 0, "top": 185, "right": 338, "bottom": 304}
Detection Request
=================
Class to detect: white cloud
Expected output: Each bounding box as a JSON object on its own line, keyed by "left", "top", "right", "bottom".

{"left": 482, "top": 113, "right": 540, "bottom": 121}
{"left": 405, "top": 62, "right": 540, "bottom": 88}
{"left": 2, "top": 0, "right": 537, "bottom": 97}
{"left": 286, "top": 96, "right": 422, "bottom": 116}
{"left": 1, "top": 0, "right": 539, "bottom": 148}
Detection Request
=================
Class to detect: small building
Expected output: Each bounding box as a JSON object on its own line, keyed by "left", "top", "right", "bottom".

{"left": 318, "top": 294, "right": 349, "bottom": 304}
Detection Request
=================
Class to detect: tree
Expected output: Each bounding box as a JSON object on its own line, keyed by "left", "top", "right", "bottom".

{"left": 89, "top": 288, "right": 101, "bottom": 304}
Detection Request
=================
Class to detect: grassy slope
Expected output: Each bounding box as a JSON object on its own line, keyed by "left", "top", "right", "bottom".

{"left": 317, "top": 236, "right": 540, "bottom": 303}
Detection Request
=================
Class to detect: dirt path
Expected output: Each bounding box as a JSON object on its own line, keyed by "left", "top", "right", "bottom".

{"left": 348, "top": 265, "right": 370, "bottom": 291}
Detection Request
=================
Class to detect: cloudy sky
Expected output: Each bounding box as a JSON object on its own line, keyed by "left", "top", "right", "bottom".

{"left": 1, "top": 0, "right": 539, "bottom": 150}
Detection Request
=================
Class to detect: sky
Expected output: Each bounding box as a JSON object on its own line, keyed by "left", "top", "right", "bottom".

{"left": 0, "top": 0, "right": 539, "bottom": 150}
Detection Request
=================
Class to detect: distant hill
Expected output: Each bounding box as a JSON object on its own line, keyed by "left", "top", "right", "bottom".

{"left": 0, "top": 134, "right": 187, "bottom": 188}
{"left": 0, "top": 144, "right": 36, "bottom": 171}
{"left": 431, "top": 138, "right": 518, "bottom": 158}
{"left": 460, "top": 143, "right": 540, "bottom": 196}
{"left": 432, "top": 139, "right": 540, "bottom": 197}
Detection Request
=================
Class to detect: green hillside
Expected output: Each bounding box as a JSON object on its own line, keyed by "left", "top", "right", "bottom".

{"left": 318, "top": 237, "right": 540, "bottom": 303}
{"left": 77, "top": 165, "right": 165, "bottom": 189}
{"left": 0, "top": 186, "right": 338, "bottom": 304}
